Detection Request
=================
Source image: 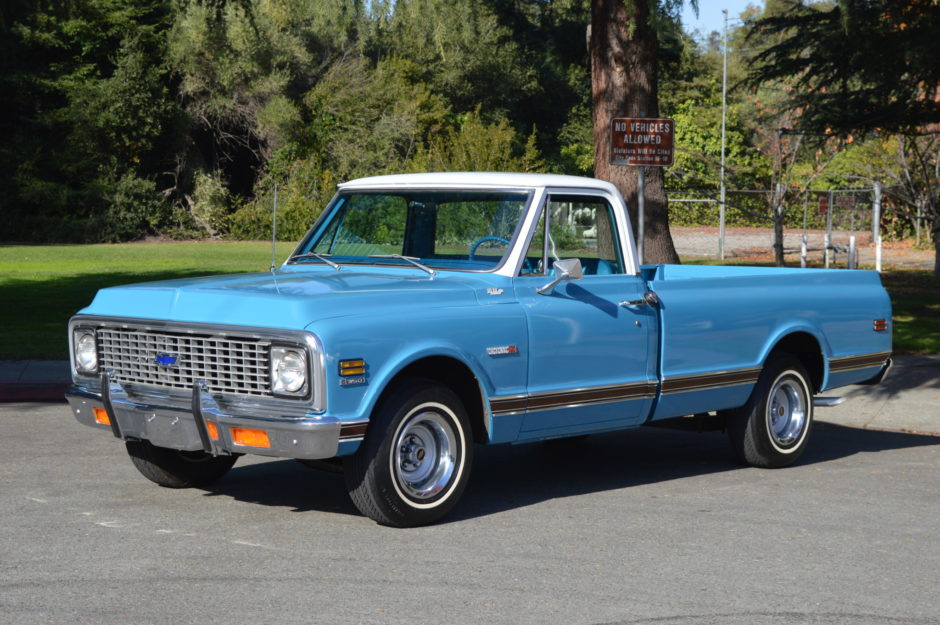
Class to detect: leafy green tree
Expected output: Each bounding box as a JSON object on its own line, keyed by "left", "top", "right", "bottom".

{"left": 746, "top": 0, "right": 939, "bottom": 135}
{"left": 1, "top": 0, "right": 178, "bottom": 241}
{"left": 411, "top": 108, "right": 546, "bottom": 173}
{"left": 303, "top": 56, "right": 449, "bottom": 178}
{"left": 380, "top": 0, "right": 537, "bottom": 120}
{"left": 745, "top": 0, "right": 940, "bottom": 274}
{"left": 823, "top": 134, "right": 940, "bottom": 243}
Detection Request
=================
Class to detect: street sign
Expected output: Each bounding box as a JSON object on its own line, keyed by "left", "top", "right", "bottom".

{"left": 610, "top": 118, "right": 674, "bottom": 167}
{"left": 835, "top": 194, "right": 857, "bottom": 209}
{"left": 818, "top": 196, "right": 828, "bottom": 213}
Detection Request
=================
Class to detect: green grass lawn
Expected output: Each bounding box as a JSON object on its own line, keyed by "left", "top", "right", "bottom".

{"left": 879, "top": 269, "right": 940, "bottom": 355}
{"left": 1, "top": 242, "right": 937, "bottom": 359}
{"left": 0, "top": 241, "right": 295, "bottom": 360}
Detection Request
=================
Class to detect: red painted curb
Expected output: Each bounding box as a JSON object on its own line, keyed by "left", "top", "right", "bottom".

{"left": 0, "top": 383, "right": 69, "bottom": 403}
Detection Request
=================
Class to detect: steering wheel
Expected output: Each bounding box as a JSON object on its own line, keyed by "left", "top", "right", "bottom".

{"left": 469, "top": 236, "right": 511, "bottom": 260}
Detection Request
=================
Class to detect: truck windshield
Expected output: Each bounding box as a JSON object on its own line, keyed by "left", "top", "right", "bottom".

{"left": 292, "top": 190, "right": 531, "bottom": 271}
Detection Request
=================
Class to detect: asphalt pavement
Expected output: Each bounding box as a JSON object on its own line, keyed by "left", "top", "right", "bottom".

{"left": 2, "top": 400, "right": 938, "bottom": 625}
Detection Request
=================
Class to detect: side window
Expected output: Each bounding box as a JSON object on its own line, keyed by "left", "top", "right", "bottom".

{"left": 520, "top": 195, "right": 624, "bottom": 276}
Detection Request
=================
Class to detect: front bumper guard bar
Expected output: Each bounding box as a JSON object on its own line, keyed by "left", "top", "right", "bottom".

{"left": 67, "top": 375, "right": 342, "bottom": 460}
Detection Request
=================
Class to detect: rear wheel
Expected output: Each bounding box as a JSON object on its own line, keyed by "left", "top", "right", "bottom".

{"left": 344, "top": 380, "right": 473, "bottom": 527}
{"left": 728, "top": 354, "right": 814, "bottom": 468}
{"left": 126, "top": 440, "right": 238, "bottom": 488}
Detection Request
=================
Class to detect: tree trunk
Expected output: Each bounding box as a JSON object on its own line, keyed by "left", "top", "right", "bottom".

{"left": 933, "top": 212, "right": 940, "bottom": 278}
{"left": 772, "top": 183, "right": 786, "bottom": 266}
{"left": 590, "top": 0, "right": 679, "bottom": 265}
{"left": 773, "top": 211, "right": 785, "bottom": 266}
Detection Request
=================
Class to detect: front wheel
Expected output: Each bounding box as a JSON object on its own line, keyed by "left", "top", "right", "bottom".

{"left": 126, "top": 440, "right": 238, "bottom": 488}
{"left": 727, "top": 354, "right": 814, "bottom": 468}
{"left": 344, "top": 380, "right": 473, "bottom": 527}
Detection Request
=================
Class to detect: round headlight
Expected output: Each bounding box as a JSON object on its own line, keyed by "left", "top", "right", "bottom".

{"left": 272, "top": 347, "right": 306, "bottom": 394}
{"left": 75, "top": 331, "right": 98, "bottom": 373}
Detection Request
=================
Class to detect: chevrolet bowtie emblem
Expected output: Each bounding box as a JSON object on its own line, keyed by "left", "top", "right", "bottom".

{"left": 154, "top": 353, "right": 179, "bottom": 367}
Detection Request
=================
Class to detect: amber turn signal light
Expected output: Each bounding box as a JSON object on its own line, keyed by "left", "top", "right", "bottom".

{"left": 93, "top": 407, "right": 111, "bottom": 425}
{"left": 339, "top": 358, "right": 366, "bottom": 376}
{"left": 873, "top": 319, "right": 888, "bottom": 332}
{"left": 206, "top": 421, "right": 220, "bottom": 441}
{"left": 231, "top": 427, "right": 271, "bottom": 448}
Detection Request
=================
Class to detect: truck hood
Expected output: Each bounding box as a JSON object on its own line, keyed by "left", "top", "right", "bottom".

{"left": 80, "top": 268, "right": 491, "bottom": 330}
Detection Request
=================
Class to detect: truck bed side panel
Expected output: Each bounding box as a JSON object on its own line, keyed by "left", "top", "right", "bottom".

{"left": 647, "top": 265, "right": 891, "bottom": 421}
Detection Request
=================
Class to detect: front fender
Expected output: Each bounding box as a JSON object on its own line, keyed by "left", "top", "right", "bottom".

{"left": 308, "top": 304, "right": 529, "bottom": 433}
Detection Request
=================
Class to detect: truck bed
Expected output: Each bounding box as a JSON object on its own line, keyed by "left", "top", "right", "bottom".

{"left": 645, "top": 264, "right": 892, "bottom": 421}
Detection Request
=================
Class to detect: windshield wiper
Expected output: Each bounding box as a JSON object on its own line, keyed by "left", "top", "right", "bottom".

{"left": 368, "top": 254, "right": 436, "bottom": 276}
{"left": 289, "top": 252, "right": 342, "bottom": 270}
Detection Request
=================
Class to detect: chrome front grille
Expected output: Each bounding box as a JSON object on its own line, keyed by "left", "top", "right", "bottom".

{"left": 97, "top": 327, "right": 272, "bottom": 397}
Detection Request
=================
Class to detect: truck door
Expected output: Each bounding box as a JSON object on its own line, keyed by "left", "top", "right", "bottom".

{"left": 512, "top": 193, "right": 658, "bottom": 438}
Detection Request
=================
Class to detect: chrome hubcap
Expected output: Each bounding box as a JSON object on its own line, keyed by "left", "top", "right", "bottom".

{"left": 394, "top": 410, "right": 457, "bottom": 500}
{"left": 767, "top": 376, "right": 807, "bottom": 447}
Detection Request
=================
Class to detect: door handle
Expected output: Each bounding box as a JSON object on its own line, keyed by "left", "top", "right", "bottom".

{"left": 619, "top": 291, "right": 660, "bottom": 308}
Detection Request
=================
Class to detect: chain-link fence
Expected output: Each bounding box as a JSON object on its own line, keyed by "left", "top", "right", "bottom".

{"left": 667, "top": 186, "right": 883, "bottom": 269}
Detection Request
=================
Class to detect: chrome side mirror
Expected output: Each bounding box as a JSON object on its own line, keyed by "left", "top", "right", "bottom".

{"left": 536, "top": 258, "right": 583, "bottom": 295}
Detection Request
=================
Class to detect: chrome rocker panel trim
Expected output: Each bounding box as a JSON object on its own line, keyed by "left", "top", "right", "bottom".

{"left": 66, "top": 381, "right": 341, "bottom": 460}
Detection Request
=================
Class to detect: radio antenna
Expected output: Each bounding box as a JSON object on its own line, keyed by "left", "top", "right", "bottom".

{"left": 269, "top": 182, "right": 279, "bottom": 273}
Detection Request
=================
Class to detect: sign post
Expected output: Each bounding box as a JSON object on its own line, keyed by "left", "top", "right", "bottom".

{"left": 637, "top": 167, "right": 645, "bottom": 264}
{"left": 610, "top": 118, "right": 674, "bottom": 265}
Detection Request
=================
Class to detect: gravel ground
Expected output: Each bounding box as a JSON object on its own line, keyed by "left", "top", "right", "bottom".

{"left": 670, "top": 225, "right": 934, "bottom": 269}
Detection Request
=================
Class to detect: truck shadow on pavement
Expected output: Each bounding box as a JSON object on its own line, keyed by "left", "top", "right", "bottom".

{"left": 201, "top": 423, "right": 939, "bottom": 523}
{"left": 837, "top": 355, "right": 940, "bottom": 402}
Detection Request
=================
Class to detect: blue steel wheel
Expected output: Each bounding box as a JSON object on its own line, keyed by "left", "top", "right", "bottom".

{"left": 728, "top": 354, "right": 814, "bottom": 469}
{"left": 344, "top": 380, "right": 473, "bottom": 527}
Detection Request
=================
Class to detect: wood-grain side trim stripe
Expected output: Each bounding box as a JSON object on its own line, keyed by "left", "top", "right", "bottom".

{"left": 339, "top": 422, "right": 368, "bottom": 441}
{"left": 490, "top": 382, "right": 657, "bottom": 416}
{"left": 489, "top": 395, "right": 528, "bottom": 417}
{"left": 660, "top": 368, "right": 762, "bottom": 395}
{"left": 829, "top": 351, "right": 892, "bottom": 373}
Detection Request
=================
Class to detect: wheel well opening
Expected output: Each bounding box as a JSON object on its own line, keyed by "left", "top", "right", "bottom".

{"left": 382, "top": 357, "right": 488, "bottom": 444}
{"left": 769, "top": 333, "right": 824, "bottom": 393}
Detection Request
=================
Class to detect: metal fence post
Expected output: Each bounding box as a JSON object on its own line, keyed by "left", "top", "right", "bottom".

{"left": 849, "top": 236, "right": 857, "bottom": 269}
{"left": 825, "top": 189, "right": 833, "bottom": 269}
{"left": 873, "top": 182, "right": 882, "bottom": 272}
{"left": 916, "top": 198, "right": 923, "bottom": 245}
{"left": 801, "top": 234, "right": 808, "bottom": 268}
{"left": 719, "top": 9, "right": 728, "bottom": 261}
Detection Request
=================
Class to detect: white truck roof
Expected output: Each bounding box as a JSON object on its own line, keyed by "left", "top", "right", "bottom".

{"left": 339, "top": 172, "right": 620, "bottom": 194}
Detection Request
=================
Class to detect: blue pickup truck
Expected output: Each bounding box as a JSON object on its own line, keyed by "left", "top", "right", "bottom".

{"left": 67, "top": 173, "right": 892, "bottom": 526}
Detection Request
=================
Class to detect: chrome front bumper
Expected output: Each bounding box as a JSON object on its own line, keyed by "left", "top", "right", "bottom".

{"left": 66, "top": 378, "right": 342, "bottom": 460}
